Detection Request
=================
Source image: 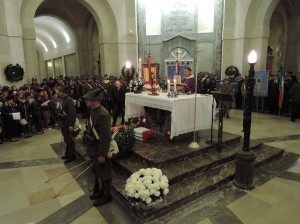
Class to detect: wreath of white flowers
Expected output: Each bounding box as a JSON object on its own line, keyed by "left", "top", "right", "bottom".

{"left": 125, "top": 168, "right": 169, "bottom": 205}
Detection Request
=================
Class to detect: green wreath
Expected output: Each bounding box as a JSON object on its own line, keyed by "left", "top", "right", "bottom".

{"left": 4, "top": 63, "right": 24, "bottom": 82}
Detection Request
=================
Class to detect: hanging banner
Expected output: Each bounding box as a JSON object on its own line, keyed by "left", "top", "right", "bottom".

{"left": 253, "top": 71, "right": 269, "bottom": 97}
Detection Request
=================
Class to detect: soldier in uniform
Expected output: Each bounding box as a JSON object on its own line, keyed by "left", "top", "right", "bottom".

{"left": 57, "top": 86, "right": 77, "bottom": 163}
{"left": 82, "top": 89, "right": 112, "bottom": 207}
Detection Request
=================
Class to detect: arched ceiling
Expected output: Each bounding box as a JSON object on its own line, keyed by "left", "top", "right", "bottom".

{"left": 34, "top": 16, "right": 75, "bottom": 53}
{"left": 34, "top": 0, "right": 95, "bottom": 56}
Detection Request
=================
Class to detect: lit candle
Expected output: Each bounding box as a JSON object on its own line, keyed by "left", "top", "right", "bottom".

{"left": 167, "top": 79, "right": 170, "bottom": 93}
{"left": 174, "top": 79, "right": 177, "bottom": 92}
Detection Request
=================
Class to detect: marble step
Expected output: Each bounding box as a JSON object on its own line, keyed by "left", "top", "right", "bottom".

{"left": 113, "top": 140, "right": 262, "bottom": 185}
{"left": 111, "top": 144, "right": 284, "bottom": 222}
{"left": 120, "top": 130, "right": 242, "bottom": 169}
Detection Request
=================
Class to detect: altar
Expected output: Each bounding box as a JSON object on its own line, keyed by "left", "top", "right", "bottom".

{"left": 125, "top": 92, "right": 215, "bottom": 139}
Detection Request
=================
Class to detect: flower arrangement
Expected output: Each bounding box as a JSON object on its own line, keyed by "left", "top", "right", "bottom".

{"left": 125, "top": 168, "right": 169, "bottom": 205}
{"left": 129, "top": 79, "right": 144, "bottom": 93}
{"left": 114, "top": 127, "right": 135, "bottom": 156}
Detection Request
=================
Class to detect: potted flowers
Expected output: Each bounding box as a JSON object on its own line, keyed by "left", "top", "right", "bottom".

{"left": 125, "top": 168, "right": 169, "bottom": 207}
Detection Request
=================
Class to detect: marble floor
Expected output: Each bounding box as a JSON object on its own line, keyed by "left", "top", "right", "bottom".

{"left": 0, "top": 109, "right": 299, "bottom": 224}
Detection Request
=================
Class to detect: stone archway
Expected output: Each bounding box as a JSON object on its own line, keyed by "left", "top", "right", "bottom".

{"left": 20, "top": 0, "right": 120, "bottom": 80}
{"left": 222, "top": 0, "right": 300, "bottom": 77}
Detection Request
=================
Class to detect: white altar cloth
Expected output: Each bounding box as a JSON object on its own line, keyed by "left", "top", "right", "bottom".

{"left": 125, "top": 92, "right": 214, "bottom": 139}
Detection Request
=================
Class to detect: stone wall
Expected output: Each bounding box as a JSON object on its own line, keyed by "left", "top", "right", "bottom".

{"left": 137, "top": 0, "right": 224, "bottom": 78}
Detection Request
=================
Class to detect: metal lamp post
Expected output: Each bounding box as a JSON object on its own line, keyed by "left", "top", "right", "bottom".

{"left": 233, "top": 50, "right": 257, "bottom": 190}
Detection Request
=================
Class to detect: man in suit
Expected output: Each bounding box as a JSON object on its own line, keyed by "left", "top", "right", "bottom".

{"left": 111, "top": 80, "right": 127, "bottom": 126}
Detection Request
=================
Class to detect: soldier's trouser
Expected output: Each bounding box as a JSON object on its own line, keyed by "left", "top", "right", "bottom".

{"left": 62, "top": 127, "right": 75, "bottom": 157}
{"left": 92, "top": 156, "right": 112, "bottom": 196}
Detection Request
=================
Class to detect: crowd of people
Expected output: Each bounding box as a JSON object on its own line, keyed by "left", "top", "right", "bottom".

{"left": 0, "top": 74, "right": 128, "bottom": 144}
{"left": 183, "top": 67, "right": 300, "bottom": 120}
{"left": 0, "top": 70, "right": 300, "bottom": 143}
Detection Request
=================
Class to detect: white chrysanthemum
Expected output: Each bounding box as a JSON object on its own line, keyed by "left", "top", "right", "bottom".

{"left": 146, "top": 197, "right": 152, "bottom": 204}
{"left": 134, "top": 193, "right": 139, "bottom": 199}
{"left": 150, "top": 188, "right": 156, "bottom": 195}
{"left": 153, "top": 169, "right": 162, "bottom": 177}
{"left": 127, "top": 188, "right": 135, "bottom": 197}
{"left": 159, "top": 182, "right": 168, "bottom": 189}
{"left": 161, "top": 175, "right": 169, "bottom": 183}
{"left": 153, "top": 176, "right": 160, "bottom": 183}
{"left": 154, "top": 191, "right": 161, "bottom": 197}
{"left": 163, "top": 188, "right": 169, "bottom": 195}
{"left": 153, "top": 183, "right": 160, "bottom": 190}
{"left": 139, "top": 168, "right": 146, "bottom": 176}
{"left": 144, "top": 189, "right": 150, "bottom": 197}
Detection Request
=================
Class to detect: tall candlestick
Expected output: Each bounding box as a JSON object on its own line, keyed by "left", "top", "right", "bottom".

{"left": 167, "top": 79, "right": 170, "bottom": 93}
{"left": 138, "top": 58, "right": 142, "bottom": 80}
{"left": 174, "top": 79, "right": 177, "bottom": 92}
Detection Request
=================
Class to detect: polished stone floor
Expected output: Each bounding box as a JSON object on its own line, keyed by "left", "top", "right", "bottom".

{"left": 0, "top": 109, "right": 299, "bottom": 224}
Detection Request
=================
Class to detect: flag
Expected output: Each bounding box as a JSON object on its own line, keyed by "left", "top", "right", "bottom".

{"left": 278, "top": 65, "right": 284, "bottom": 109}
{"left": 175, "top": 59, "right": 180, "bottom": 75}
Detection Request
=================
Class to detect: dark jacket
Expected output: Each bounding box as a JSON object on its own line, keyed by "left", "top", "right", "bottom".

{"left": 17, "top": 102, "right": 31, "bottom": 120}
{"left": 86, "top": 105, "right": 111, "bottom": 157}
{"left": 58, "top": 95, "right": 76, "bottom": 128}
{"left": 290, "top": 82, "right": 300, "bottom": 104}
{"left": 30, "top": 100, "right": 42, "bottom": 117}
{"left": 112, "top": 86, "right": 127, "bottom": 107}
{"left": 1, "top": 103, "right": 18, "bottom": 122}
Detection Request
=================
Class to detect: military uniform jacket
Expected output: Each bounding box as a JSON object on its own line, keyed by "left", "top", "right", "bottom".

{"left": 87, "top": 105, "right": 111, "bottom": 157}
{"left": 60, "top": 95, "right": 77, "bottom": 128}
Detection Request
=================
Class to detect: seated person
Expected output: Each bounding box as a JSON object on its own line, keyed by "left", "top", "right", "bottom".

{"left": 182, "top": 66, "right": 196, "bottom": 93}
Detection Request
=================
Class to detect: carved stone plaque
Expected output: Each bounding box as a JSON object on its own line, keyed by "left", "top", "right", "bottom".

{"left": 162, "top": 0, "right": 198, "bottom": 40}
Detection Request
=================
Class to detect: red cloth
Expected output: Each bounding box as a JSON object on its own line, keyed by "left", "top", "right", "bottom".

{"left": 142, "top": 129, "right": 154, "bottom": 141}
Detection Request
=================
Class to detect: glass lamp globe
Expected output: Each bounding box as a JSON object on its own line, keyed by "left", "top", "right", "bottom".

{"left": 248, "top": 50, "right": 257, "bottom": 64}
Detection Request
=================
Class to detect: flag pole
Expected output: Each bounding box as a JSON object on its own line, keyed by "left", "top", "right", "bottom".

{"left": 189, "top": 49, "right": 201, "bottom": 149}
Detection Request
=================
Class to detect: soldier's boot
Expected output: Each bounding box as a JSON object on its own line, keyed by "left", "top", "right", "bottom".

{"left": 61, "top": 145, "right": 69, "bottom": 160}
{"left": 90, "top": 178, "right": 104, "bottom": 200}
{"left": 93, "top": 180, "right": 112, "bottom": 207}
{"left": 64, "top": 143, "right": 76, "bottom": 163}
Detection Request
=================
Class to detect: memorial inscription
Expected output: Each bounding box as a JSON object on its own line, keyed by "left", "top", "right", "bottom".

{"left": 162, "top": 0, "right": 197, "bottom": 40}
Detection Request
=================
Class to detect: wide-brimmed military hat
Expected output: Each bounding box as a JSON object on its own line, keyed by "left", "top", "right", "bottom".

{"left": 82, "top": 89, "right": 104, "bottom": 100}
{"left": 58, "top": 85, "right": 70, "bottom": 94}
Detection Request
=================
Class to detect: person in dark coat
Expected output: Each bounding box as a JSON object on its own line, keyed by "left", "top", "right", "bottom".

{"left": 1, "top": 95, "right": 19, "bottom": 141}
{"left": 57, "top": 86, "right": 77, "bottom": 163}
{"left": 289, "top": 81, "right": 300, "bottom": 122}
{"left": 280, "top": 74, "right": 292, "bottom": 116}
{"left": 83, "top": 89, "right": 112, "bottom": 207}
{"left": 201, "top": 77, "right": 215, "bottom": 94}
{"left": 30, "top": 93, "right": 43, "bottom": 134}
{"left": 268, "top": 74, "right": 280, "bottom": 114}
{"left": 111, "top": 80, "right": 127, "bottom": 126}
{"left": 220, "top": 78, "right": 233, "bottom": 118}
{"left": 235, "top": 74, "right": 244, "bottom": 109}
{"left": 17, "top": 97, "right": 32, "bottom": 138}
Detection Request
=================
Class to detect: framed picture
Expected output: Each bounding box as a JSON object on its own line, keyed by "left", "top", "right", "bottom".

{"left": 142, "top": 63, "right": 160, "bottom": 84}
